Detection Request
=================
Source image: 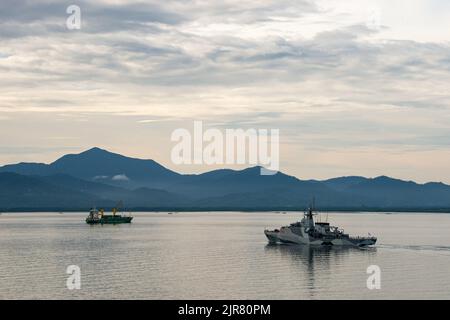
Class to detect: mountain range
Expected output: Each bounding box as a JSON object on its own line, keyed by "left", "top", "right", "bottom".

{"left": 1, "top": 147, "right": 449, "bottom": 212}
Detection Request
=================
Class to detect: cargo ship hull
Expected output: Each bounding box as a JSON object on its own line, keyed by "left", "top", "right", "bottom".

{"left": 86, "top": 215, "right": 133, "bottom": 224}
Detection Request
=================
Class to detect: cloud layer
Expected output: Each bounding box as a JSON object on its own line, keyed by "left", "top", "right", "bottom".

{"left": 0, "top": 0, "right": 449, "bottom": 183}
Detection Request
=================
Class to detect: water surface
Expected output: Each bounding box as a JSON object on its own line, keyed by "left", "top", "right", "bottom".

{"left": 1, "top": 212, "right": 449, "bottom": 299}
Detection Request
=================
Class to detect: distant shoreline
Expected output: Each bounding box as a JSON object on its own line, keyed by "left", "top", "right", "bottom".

{"left": 2, "top": 207, "right": 450, "bottom": 213}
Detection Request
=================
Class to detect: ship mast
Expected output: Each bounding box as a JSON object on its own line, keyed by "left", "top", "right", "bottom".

{"left": 307, "top": 197, "right": 315, "bottom": 219}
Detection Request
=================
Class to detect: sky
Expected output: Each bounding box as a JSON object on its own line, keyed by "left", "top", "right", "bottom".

{"left": 0, "top": 0, "right": 450, "bottom": 183}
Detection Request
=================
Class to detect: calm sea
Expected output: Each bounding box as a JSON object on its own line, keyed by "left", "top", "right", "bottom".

{"left": 0, "top": 212, "right": 449, "bottom": 300}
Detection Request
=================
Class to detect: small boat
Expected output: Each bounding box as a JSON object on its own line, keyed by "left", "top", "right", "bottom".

{"left": 86, "top": 205, "right": 133, "bottom": 225}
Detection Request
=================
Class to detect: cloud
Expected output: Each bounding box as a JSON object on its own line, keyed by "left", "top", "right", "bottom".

{"left": 1, "top": 1, "right": 449, "bottom": 121}
{"left": 112, "top": 174, "right": 130, "bottom": 181}
{"left": 0, "top": 0, "right": 449, "bottom": 183}
{"left": 93, "top": 175, "right": 109, "bottom": 180}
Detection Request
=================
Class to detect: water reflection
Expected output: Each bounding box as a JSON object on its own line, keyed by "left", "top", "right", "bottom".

{"left": 264, "top": 244, "right": 377, "bottom": 298}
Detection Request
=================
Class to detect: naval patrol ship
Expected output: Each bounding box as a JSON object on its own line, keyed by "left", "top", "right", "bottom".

{"left": 265, "top": 206, "right": 376, "bottom": 247}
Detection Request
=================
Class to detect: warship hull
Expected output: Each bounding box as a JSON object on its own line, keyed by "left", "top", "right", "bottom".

{"left": 264, "top": 229, "right": 376, "bottom": 247}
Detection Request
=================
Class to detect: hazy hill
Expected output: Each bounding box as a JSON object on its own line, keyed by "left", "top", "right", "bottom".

{"left": 0, "top": 172, "right": 108, "bottom": 209}
{"left": 1, "top": 148, "right": 450, "bottom": 211}
{"left": 0, "top": 147, "right": 181, "bottom": 189}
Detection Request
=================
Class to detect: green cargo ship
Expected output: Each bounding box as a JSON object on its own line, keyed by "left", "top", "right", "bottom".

{"left": 86, "top": 207, "right": 133, "bottom": 224}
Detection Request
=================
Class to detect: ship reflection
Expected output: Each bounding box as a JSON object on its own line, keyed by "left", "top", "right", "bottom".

{"left": 264, "top": 244, "right": 377, "bottom": 298}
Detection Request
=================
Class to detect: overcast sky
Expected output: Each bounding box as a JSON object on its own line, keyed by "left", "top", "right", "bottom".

{"left": 1, "top": 0, "right": 449, "bottom": 183}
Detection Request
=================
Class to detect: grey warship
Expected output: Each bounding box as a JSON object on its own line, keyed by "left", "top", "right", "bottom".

{"left": 265, "top": 206, "right": 377, "bottom": 247}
